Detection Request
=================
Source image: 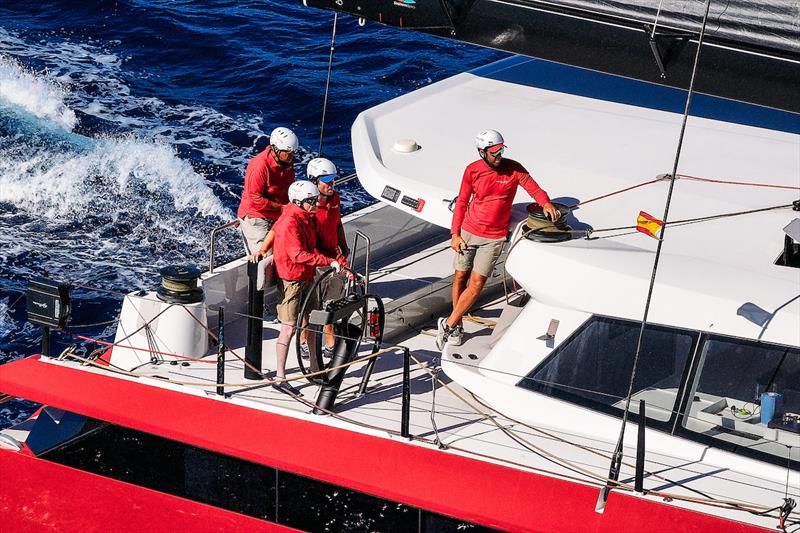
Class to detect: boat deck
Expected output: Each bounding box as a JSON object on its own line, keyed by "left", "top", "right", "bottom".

{"left": 22, "top": 214, "right": 793, "bottom": 532}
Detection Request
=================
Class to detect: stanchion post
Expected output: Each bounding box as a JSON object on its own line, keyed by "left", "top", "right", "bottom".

{"left": 41, "top": 326, "right": 51, "bottom": 358}
{"left": 245, "top": 261, "right": 263, "bottom": 380}
{"left": 634, "top": 399, "right": 646, "bottom": 494}
{"left": 217, "top": 307, "right": 225, "bottom": 396}
{"left": 401, "top": 347, "right": 411, "bottom": 439}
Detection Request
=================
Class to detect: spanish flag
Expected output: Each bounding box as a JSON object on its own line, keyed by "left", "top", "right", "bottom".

{"left": 636, "top": 211, "right": 664, "bottom": 239}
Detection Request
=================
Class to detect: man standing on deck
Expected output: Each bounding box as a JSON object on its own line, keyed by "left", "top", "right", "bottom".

{"left": 272, "top": 180, "right": 347, "bottom": 393}
{"left": 298, "top": 157, "right": 349, "bottom": 360}
{"left": 436, "top": 130, "right": 561, "bottom": 350}
{"left": 237, "top": 126, "right": 299, "bottom": 253}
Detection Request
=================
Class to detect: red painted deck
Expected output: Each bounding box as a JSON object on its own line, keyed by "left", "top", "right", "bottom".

{"left": 0, "top": 355, "right": 768, "bottom": 533}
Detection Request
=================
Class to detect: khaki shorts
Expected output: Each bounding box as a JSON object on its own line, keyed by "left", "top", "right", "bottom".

{"left": 453, "top": 230, "right": 506, "bottom": 278}
{"left": 239, "top": 216, "right": 275, "bottom": 255}
{"left": 276, "top": 279, "right": 316, "bottom": 324}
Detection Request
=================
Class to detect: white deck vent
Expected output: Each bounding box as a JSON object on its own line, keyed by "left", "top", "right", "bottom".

{"left": 392, "top": 138, "right": 420, "bottom": 153}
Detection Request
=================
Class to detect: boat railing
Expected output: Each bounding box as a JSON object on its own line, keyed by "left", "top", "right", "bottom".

{"left": 208, "top": 219, "right": 242, "bottom": 274}
{"left": 350, "top": 229, "right": 371, "bottom": 293}
{"left": 336, "top": 171, "right": 358, "bottom": 186}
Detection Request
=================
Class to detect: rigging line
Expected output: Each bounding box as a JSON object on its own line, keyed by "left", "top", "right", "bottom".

{"left": 69, "top": 333, "right": 215, "bottom": 363}
{"left": 676, "top": 173, "right": 800, "bottom": 190}
{"left": 574, "top": 176, "right": 667, "bottom": 207}
{"left": 650, "top": 0, "right": 666, "bottom": 39}
{"left": 63, "top": 344, "right": 400, "bottom": 388}
{"left": 69, "top": 318, "right": 118, "bottom": 328}
{"left": 448, "top": 357, "right": 799, "bottom": 449}
{"left": 318, "top": 11, "right": 338, "bottom": 156}
{"left": 465, "top": 392, "right": 769, "bottom": 507}
{"left": 580, "top": 203, "right": 792, "bottom": 236}
{"left": 606, "top": 0, "right": 715, "bottom": 502}
{"left": 413, "top": 354, "right": 776, "bottom": 514}
{"left": 2, "top": 291, "right": 26, "bottom": 315}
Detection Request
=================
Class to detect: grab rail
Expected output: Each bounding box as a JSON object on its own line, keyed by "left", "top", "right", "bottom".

{"left": 208, "top": 220, "right": 241, "bottom": 274}
{"left": 350, "top": 229, "right": 371, "bottom": 293}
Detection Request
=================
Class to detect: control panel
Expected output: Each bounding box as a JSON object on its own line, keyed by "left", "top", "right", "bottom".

{"left": 400, "top": 195, "right": 425, "bottom": 212}
{"left": 381, "top": 185, "right": 401, "bottom": 203}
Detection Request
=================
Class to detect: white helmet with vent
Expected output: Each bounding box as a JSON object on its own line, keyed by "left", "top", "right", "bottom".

{"left": 288, "top": 180, "right": 319, "bottom": 204}
{"left": 270, "top": 127, "right": 299, "bottom": 151}
{"left": 307, "top": 158, "right": 337, "bottom": 182}
{"left": 475, "top": 129, "right": 504, "bottom": 151}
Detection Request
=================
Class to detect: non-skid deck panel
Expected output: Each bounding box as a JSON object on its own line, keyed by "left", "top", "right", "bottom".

{"left": 0, "top": 356, "right": 765, "bottom": 533}
{"left": 344, "top": 203, "right": 451, "bottom": 270}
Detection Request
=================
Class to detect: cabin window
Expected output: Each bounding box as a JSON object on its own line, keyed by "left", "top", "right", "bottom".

{"left": 680, "top": 336, "right": 800, "bottom": 463}
{"left": 517, "top": 316, "right": 697, "bottom": 423}
{"left": 41, "top": 422, "right": 497, "bottom": 532}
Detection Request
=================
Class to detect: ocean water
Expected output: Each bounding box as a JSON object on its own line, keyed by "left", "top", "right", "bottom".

{"left": 0, "top": 1, "right": 502, "bottom": 426}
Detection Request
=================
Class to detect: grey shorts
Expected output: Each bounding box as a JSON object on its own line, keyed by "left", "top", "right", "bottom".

{"left": 239, "top": 216, "right": 275, "bottom": 255}
{"left": 453, "top": 230, "right": 505, "bottom": 278}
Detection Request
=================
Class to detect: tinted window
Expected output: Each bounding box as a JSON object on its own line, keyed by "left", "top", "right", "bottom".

{"left": 43, "top": 422, "right": 497, "bottom": 531}
{"left": 518, "top": 316, "right": 696, "bottom": 422}
{"left": 682, "top": 337, "right": 799, "bottom": 464}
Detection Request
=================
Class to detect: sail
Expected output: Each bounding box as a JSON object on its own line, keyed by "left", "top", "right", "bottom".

{"left": 302, "top": 0, "right": 800, "bottom": 114}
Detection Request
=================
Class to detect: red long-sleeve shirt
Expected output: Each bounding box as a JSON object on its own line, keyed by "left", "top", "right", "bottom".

{"left": 236, "top": 149, "right": 295, "bottom": 221}
{"left": 315, "top": 191, "right": 342, "bottom": 256}
{"left": 451, "top": 158, "right": 551, "bottom": 239}
{"left": 273, "top": 203, "right": 342, "bottom": 282}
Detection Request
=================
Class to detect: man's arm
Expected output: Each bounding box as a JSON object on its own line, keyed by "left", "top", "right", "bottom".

{"left": 249, "top": 229, "right": 276, "bottom": 262}
{"left": 243, "top": 158, "right": 279, "bottom": 212}
{"left": 450, "top": 168, "right": 474, "bottom": 252}
{"left": 336, "top": 221, "right": 349, "bottom": 257}
{"left": 285, "top": 219, "right": 335, "bottom": 268}
{"left": 519, "top": 173, "right": 560, "bottom": 221}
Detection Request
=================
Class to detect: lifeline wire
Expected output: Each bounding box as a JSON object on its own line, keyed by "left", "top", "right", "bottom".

{"left": 606, "top": 0, "right": 715, "bottom": 502}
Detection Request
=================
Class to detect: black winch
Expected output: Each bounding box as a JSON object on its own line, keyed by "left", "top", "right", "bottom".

{"left": 156, "top": 264, "right": 203, "bottom": 304}
{"left": 525, "top": 202, "right": 572, "bottom": 242}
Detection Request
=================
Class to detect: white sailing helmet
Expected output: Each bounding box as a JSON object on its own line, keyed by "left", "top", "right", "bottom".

{"left": 307, "top": 157, "right": 337, "bottom": 183}
{"left": 475, "top": 129, "right": 505, "bottom": 151}
{"left": 288, "top": 180, "right": 319, "bottom": 204}
{"left": 270, "top": 127, "right": 299, "bottom": 152}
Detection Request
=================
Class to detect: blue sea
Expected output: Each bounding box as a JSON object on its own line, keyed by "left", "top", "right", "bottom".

{"left": 0, "top": 1, "right": 502, "bottom": 426}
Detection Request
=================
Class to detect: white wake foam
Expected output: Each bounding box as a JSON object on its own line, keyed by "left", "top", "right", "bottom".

{"left": 0, "top": 135, "right": 231, "bottom": 220}
{"left": 0, "top": 55, "right": 76, "bottom": 131}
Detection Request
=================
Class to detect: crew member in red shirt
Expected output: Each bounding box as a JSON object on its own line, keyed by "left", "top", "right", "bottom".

{"left": 297, "top": 158, "right": 349, "bottom": 359}
{"left": 436, "top": 130, "right": 560, "bottom": 350}
{"left": 237, "top": 126, "right": 299, "bottom": 254}
{"left": 271, "top": 180, "right": 346, "bottom": 393}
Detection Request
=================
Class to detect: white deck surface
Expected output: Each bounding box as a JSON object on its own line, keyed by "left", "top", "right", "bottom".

{"left": 34, "top": 229, "right": 797, "bottom": 531}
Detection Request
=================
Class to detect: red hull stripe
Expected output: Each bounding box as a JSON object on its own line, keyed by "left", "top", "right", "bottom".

{"left": 0, "top": 448, "right": 298, "bottom": 533}
{"left": 0, "top": 356, "right": 767, "bottom": 533}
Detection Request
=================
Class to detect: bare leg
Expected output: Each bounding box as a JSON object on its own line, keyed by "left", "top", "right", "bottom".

{"left": 323, "top": 323, "right": 336, "bottom": 349}
{"left": 446, "top": 272, "right": 487, "bottom": 329}
{"left": 451, "top": 270, "right": 470, "bottom": 328}
{"left": 298, "top": 316, "right": 310, "bottom": 344}
{"left": 275, "top": 321, "right": 296, "bottom": 379}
